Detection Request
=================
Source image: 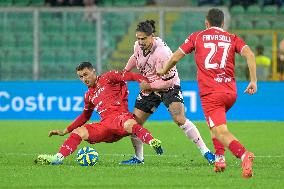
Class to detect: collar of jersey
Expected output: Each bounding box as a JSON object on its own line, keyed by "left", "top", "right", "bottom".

{"left": 208, "top": 26, "right": 224, "bottom": 32}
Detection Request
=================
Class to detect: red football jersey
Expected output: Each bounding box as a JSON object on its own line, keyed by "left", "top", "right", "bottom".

{"left": 84, "top": 71, "right": 130, "bottom": 120}
{"left": 179, "top": 27, "right": 247, "bottom": 96}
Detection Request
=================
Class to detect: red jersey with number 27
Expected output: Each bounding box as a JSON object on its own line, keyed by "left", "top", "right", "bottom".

{"left": 179, "top": 27, "right": 247, "bottom": 96}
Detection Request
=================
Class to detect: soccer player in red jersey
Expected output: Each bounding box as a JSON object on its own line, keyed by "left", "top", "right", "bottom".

{"left": 35, "top": 62, "right": 163, "bottom": 165}
{"left": 157, "top": 8, "right": 257, "bottom": 178}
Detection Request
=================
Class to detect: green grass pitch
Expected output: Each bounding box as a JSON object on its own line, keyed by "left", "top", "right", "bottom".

{"left": 0, "top": 121, "right": 283, "bottom": 188}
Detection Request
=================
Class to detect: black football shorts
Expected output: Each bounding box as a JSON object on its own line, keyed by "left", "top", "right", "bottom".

{"left": 134, "top": 85, "right": 184, "bottom": 114}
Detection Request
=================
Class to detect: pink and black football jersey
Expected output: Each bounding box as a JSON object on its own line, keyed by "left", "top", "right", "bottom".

{"left": 179, "top": 27, "right": 247, "bottom": 96}
{"left": 83, "top": 71, "right": 129, "bottom": 120}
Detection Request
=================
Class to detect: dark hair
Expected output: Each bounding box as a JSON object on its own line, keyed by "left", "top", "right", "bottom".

{"left": 136, "top": 20, "right": 156, "bottom": 36}
{"left": 76, "top": 61, "right": 94, "bottom": 71}
{"left": 206, "top": 8, "right": 224, "bottom": 27}
{"left": 256, "top": 45, "right": 264, "bottom": 55}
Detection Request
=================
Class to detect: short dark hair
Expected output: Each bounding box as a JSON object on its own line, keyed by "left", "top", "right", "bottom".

{"left": 76, "top": 61, "right": 94, "bottom": 71}
{"left": 136, "top": 20, "right": 156, "bottom": 36}
{"left": 206, "top": 8, "right": 224, "bottom": 27}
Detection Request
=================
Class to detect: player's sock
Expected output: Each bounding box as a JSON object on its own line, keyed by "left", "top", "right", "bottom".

{"left": 131, "top": 124, "right": 154, "bottom": 145}
{"left": 228, "top": 140, "right": 246, "bottom": 159}
{"left": 131, "top": 134, "right": 144, "bottom": 161}
{"left": 59, "top": 133, "right": 82, "bottom": 157}
{"left": 212, "top": 138, "right": 225, "bottom": 156}
{"left": 180, "top": 119, "right": 209, "bottom": 155}
{"left": 55, "top": 153, "right": 64, "bottom": 161}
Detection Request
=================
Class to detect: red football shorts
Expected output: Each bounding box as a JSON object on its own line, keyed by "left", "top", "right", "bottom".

{"left": 200, "top": 92, "right": 237, "bottom": 129}
{"left": 84, "top": 112, "right": 135, "bottom": 144}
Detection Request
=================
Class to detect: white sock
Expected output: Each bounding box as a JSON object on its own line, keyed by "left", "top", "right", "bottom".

{"left": 56, "top": 153, "right": 64, "bottom": 161}
{"left": 216, "top": 155, "right": 225, "bottom": 161}
{"left": 131, "top": 134, "right": 144, "bottom": 161}
{"left": 180, "top": 119, "right": 210, "bottom": 155}
{"left": 241, "top": 153, "right": 246, "bottom": 161}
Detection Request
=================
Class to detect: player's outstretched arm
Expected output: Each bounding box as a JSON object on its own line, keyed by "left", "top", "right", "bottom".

{"left": 65, "top": 109, "right": 93, "bottom": 133}
{"left": 122, "top": 71, "right": 149, "bottom": 83}
{"left": 157, "top": 49, "right": 185, "bottom": 76}
{"left": 241, "top": 46, "right": 257, "bottom": 95}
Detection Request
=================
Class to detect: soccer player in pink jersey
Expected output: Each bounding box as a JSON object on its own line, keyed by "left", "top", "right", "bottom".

{"left": 35, "top": 62, "right": 163, "bottom": 165}
{"left": 157, "top": 9, "right": 257, "bottom": 178}
{"left": 120, "top": 20, "right": 215, "bottom": 165}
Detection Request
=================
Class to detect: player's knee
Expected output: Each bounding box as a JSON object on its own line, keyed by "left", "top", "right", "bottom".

{"left": 134, "top": 115, "right": 144, "bottom": 125}
{"left": 72, "top": 127, "right": 89, "bottom": 140}
{"left": 123, "top": 119, "right": 137, "bottom": 133}
{"left": 212, "top": 124, "right": 230, "bottom": 137}
{"left": 173, "top": 115, "right": 186, "bottom": 126}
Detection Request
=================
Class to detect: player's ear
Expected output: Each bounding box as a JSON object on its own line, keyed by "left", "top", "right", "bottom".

{"left": 205, "top": 19, "right": 210, "bottom": 29}
{"left": 221, "top": 21, "right": 224, "bottom": 28}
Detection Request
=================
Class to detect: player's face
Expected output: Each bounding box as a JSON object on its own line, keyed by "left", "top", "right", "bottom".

{"left": 77, "top": 67, "right": 97, "bottom": 87}
{"left": 136, "top": 31, "right": 153, "bottom": 51}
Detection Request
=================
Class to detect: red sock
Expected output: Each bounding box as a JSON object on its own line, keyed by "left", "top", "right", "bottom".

{"left": 132, "top": 124, "right": 154, "bottom": 144}
{"left": 228, "top": 140, "right": 246, "bottom": 159}
{"left": 212, "top": 138, "right": 225, "bottom": 156}
{"left": 59, "top": 133, "right": 82, "bottom": 157}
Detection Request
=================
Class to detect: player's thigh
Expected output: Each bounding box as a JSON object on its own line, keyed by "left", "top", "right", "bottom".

{"left": 162, "top": 85, "right": 184, "bottom": 109}
{"left": 134, "top": 92, "right": 161, "bottom": 115}
{"left": 133, "top": 108, "right": 151, "bottom": 125}
{"left": 84, "top": 122, "right": 111, "bottom": 143}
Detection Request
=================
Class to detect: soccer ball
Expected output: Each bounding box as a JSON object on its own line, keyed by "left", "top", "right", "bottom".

{"left": 76, "top": 147, "right": 99, "bottom": 166}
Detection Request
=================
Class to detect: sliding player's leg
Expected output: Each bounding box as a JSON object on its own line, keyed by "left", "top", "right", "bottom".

{"left": 35, "top": 125, "right": 90, "bottom": 165}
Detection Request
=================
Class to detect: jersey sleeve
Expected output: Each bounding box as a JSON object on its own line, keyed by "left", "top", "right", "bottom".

{"left": 234, "top": 35, "right": 247, "bottom": 54}
{"left": 106, "top": 70, "right": 148, "bottom": 84}
{"left": 124, "top": 42, "right": 139, "bottom": 71}
{"left": 66, "top": 92, "right": 94, "bottom": 132}
{"left": 124, "top": 54, "right": 137, "bottom": 71}
{"left": 179, "top": 32, "right": 198, "bottom": 54}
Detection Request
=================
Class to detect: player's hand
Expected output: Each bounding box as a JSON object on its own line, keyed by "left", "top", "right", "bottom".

{"left": 140, "top": 80, "right": 151, "bottom": 91}
{"left": 244, "top": 81, "right": 257, "bottom": 95}
{"left": 48, "top": 130, "right": 65, "bottom": 137}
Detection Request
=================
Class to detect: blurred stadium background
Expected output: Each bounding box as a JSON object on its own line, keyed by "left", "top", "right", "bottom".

{"left": 1, "top": 0, "right": 284, "bottom": 121}
{"left": 0, "top": 0, "right": 284, "bottom": 81}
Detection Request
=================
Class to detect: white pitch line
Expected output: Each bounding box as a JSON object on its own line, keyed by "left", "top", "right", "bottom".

{"left": 1, "top": 153, "right": 284, "bottom": 158}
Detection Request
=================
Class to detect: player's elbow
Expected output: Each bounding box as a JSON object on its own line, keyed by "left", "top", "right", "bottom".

{"left": 83, "top": 109, "right": 93, "bottom": 120}
{"left": 242, "top": 46, "right": 255, "bottom": 59}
